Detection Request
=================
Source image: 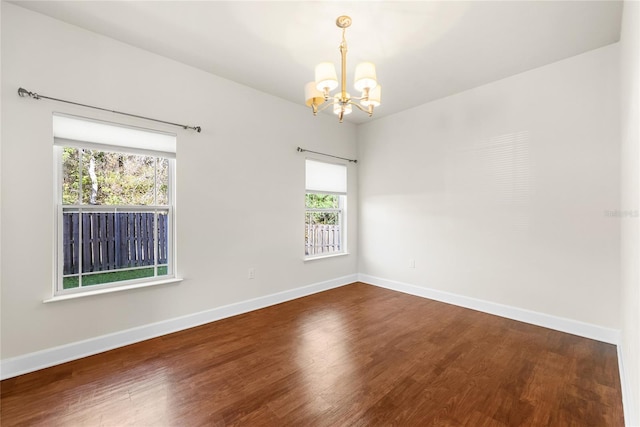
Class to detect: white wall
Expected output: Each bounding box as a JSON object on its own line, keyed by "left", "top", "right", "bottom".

{"left": 358, "top": 44, "right": 620, "bottom": 329}
{"left": 620, "top": 1, "right": 640, "bottom": 424}
{"left": 0, "top": 3, "right": 358, "bottom": 360}
{"left": 1, "top": 5, "right": 633, "bottom": 415}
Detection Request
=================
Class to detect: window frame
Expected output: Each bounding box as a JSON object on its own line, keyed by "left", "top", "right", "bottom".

{"left": 304, "top": 158, "right": 348, "bottom": 260}
{"left": 53, "top": 125, "right": 177, "bottom": 297}
{"left": 305, "top": 192, "right": 347, "bottom": 259}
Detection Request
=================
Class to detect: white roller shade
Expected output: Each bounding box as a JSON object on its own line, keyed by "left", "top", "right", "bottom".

{"left": 53, "top": 113, "right": 176, "bottom": 158}
{"left": 305, "top": 159, "right": 347, "bottom": 194}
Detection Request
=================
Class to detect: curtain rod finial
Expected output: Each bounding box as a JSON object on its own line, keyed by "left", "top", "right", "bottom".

{"left": 18, "top": 87, "right": 39, "bottom": 99}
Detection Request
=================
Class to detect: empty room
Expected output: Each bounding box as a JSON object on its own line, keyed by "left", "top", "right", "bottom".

{"left": 1, "top": 1, "right": 638, "bottom": 425}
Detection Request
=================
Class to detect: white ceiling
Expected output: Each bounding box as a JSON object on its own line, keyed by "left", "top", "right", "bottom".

{"left": 11, "top": 1, "right": 623, "bottom": 124}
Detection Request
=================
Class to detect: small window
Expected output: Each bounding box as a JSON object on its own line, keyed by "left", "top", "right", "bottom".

{"left": 305, "top": 159, "right": 347, "bottom": 258}
{"left": 54, "top": 114, "right": 176, "bottom": 295}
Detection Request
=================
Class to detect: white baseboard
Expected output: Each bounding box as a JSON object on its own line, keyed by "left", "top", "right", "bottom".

{"left": 3, "top": 273, "right": 633, "bottom": 425}
{"left": 0, "top": 274, "right": 357, "bottom": 380}
{"left": 358, "top": 274, "right": 621, "bottom": 345}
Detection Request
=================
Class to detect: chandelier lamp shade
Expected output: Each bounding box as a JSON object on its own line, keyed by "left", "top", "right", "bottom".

{"left": 304, "top": 15, "right": 381, "bottom": 123}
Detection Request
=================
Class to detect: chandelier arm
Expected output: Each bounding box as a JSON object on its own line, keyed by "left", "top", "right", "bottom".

{"left": 350, "top": 102, "right": 370, "bottom": 113}
{"left": 350, "top": 94, "right": 371, "bottom": 101}
{"left": 316, "top": 102, "right": 335, "bottom": 113}
{"left": 350, "top": 102, "right": 375, "bottom": 117}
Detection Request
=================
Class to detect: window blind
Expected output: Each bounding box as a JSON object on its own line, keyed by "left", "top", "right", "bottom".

{"left": 53, "top": 113, "right": 176, "bottom": 158}
{"left": 305, "top": 159, "right": 347, "bottom": 194}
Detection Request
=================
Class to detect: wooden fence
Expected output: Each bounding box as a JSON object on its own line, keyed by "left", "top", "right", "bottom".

{"left": 305, "top": 224, "right": 341, "bottom": 256}
{"left": 62, "top": 212, "right": 168, "bottom": 275}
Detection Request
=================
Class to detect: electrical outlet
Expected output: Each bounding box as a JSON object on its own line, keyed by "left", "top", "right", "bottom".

{"left": 248, "top": 268, "right": 255, "bottom": 279}
{"left": 409, "top": 259, "right": 415, "bottom": 268}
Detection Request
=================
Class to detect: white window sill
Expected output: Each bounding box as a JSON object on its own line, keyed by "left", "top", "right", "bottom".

{"left": 304, "top": 252, "right": 349, "bottom": 262}
{"left": 43, "top": 277, "right": 183, "bottom": 303}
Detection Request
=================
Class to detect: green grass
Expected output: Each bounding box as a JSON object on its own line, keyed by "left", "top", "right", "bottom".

{"left": 63, "top": 266, "right": 168, "bottom": 289}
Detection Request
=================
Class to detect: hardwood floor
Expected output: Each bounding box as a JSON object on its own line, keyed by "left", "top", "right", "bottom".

{"left": 1, "top": 283, "right": 623, "bottom": 426}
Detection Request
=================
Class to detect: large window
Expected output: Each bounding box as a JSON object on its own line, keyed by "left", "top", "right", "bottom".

{"left": 305, "top": 159, "right": 347, "bottom": 258}
{"left": 54, "top": 114, "right": 176, "bottom": 295}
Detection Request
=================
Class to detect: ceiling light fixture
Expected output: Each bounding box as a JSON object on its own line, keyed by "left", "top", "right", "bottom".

{"left": 304, "top": 15, "right": 381, "bottom": 123}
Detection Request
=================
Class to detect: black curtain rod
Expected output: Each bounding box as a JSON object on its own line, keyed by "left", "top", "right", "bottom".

{"left": 18, "top": 87, "right": 201, "bottom": 133}
{"left": 297, "top": 147, "right": 357, "bottom": 164}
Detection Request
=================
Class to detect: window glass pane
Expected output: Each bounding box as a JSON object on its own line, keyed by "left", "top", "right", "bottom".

{"left": 156, "top": 157, "right": 169, "bottom": 205}
{"left": 157, "top": 212, "right": 168, "bottom": 271}
{"left": 62, "top": 148, "right": 80, "bottom": 205}
{"left": 306, "top": 210, "right": 340, "bottom": 225}
{"left": 304, "top": 193, "right": 344, "bottom": 256}
{"left": 62, "top": 210, "right": 167, "bottom": 288}
{"left": 305, "top": 210, "right": 341, "bottom": 256}
{"left": 62, "top": 211, "right": 79, "bottom": 288}
{"left": 81, "top": 150, "right": 157, "bottom": 205}
{"left": 306, "top": 193, "right": 339, "bottom": 209}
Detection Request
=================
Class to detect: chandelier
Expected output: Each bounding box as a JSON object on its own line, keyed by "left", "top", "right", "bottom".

{"left": 304, "top": 15, "right": 381, "bottom": 123}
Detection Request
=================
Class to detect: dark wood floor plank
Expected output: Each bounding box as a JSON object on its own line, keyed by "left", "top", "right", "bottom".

{"left": 0, "top": 283, "right": 624, "bottom": 426}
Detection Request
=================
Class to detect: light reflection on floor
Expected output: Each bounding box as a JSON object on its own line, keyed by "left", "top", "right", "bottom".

{"left": 294, "top": 308, "right": 358, "bottom": 414}
{"left": 64, "top": 365, "right": 171, "bottom": 425}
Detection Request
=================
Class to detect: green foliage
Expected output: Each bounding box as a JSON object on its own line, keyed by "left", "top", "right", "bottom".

{"left": 62, "top": 148, "right": 80, "bottom": 204}
{"left": 62, "top": 148, "right": 168, "bottom": 205}
{"left": 305, "top": 193, "right": 338, "bottom": 209}
{"left": 305, "top": 193, "right": 340, "bottom": 225}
